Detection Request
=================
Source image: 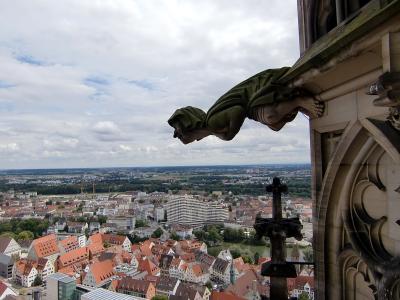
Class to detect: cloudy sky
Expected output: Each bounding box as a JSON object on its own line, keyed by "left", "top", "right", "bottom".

{"left": 0, "top": 0, "right": 309, "bottom": 169}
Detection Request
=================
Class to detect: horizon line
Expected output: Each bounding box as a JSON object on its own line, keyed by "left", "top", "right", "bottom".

{"left": 0, "top": 162, "right": 311, "bottom": 172}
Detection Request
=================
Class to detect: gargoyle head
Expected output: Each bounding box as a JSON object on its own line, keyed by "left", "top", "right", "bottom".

{"left": 167, "top": 106, "right": 207, "bottom": 144}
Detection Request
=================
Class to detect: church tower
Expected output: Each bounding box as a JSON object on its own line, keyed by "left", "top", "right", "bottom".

{"left": 294, "top": 0, "right": 400, "bottom": 298}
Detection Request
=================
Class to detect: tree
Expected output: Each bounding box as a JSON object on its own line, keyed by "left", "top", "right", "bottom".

{"left": 254, "top": 252, "right": 260, "bottom": 264}
{"left": 151, "top": 228, "right": 163, "bottom": 238}
{"left": 97, "top": 215, "right": 107, "bottom": 224}
{"left": 230, "top": 249, "right": 241, "bottom": 259}
{"left": 0, "top": 232, "right": 17, "bottom": 239}
{"left": 205, "top": 281, "right": 213, "bottom": 290}
{"left": 207, "top": 227, "right": 222, "bottom": 244}
{"left": 242, "top": 255, "right": 253, "bottom": 264}
{"left": 152, "top": 296, "right": 168, "bottom": 300}
{"left": 33, "top": 275, "right": 43, "bottom": 286}
{"left": 170, "top": 231, "right": 180, "bottom": 241}
{"left": 193, "top": 229, "right": 206, "bottom": 241}
{"left": 299, "top": 291, "right": 311, "bottom": 300}
{"left": 135, "top": 219, "right": 148, "bottom": 228}
{"left": 18, "top": 231, "right": 34, "bottom": 241}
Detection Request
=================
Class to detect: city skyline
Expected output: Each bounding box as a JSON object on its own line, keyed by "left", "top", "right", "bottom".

{"left": 0, "top": 1, "right": 308, "bottom": 169}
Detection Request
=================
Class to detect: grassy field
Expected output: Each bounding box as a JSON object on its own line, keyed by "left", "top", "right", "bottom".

{"left": 208, "top": 242, "right": 312, "bottom": 261}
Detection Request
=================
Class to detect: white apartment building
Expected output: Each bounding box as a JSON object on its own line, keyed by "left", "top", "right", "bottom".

{"left": 166, "top": 196, "right": 228, "bottom": 227}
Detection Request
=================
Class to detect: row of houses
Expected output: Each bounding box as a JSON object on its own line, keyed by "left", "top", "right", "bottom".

{"left": 0, "top": 231, "right": 315, "bottom": 300}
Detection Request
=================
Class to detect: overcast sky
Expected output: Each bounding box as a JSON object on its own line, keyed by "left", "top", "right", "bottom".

{"left": 0, "top": 0, "right": 309, "bottom": 169}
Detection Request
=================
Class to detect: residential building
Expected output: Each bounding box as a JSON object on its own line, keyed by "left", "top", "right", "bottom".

{"left": 12, "top": 260, "right": 38, "bottom": 287}
{"left": 27, "top": 234, "right": 60, "bottom": 264}
{"left": 58, "top": 236, "right": 80, "bottom": 254}
{"left": 166, "top": 196, "right": 228, "bottom": 227}
{"left": 82, "top": 260, "right": 115, "bottom": 288}
{"left": 210, "top": 291, "right": 245, "bottom": 300}
{"left": 185, "top": 263, "right": 209, "bottom": 285}
{"left": 0, "top": 281, "right": 16, "bottom": 300}
{"left": 169, "top": 258, "right": 185, "bottom": 280}
{"left": 102, "top": 234, "right": 131, "bottom": 252}
{"left": 0, "top": 237, "right": 21, "bottom": 258}
{"left": 89, "top": 222, "right": 100, "bottom": 232}
{"left": 113, "top": 277, "right": 155, "bottom": 299}
{"left": 155, "top": 276, "right": 180, "bottom": 297}
{"left": 225, "top": 269, "right": 266, "bottom": 299}
{"left": 67, "top": 222, "right": 88, "bottom": 234}
{"left": 174, "top": 283, "right": 205, "bottom": 300}
{"left": 55, "top": 218, "right": 67, "bottom": 232}
{"left": 36, "top": 257, "right": 55, "bottom": 280}
{"left": 138, "top": 258, "right": 159, "bottom": 276}
{"left": 88, "top": 233, "right": 131, "bottom": 252}
{"left": 287, "top": 275, "right": 314, "bottom": 300}
{"left": 107, "top": 216, "right": 136, "bottom": 231}
{"left": 210, "top": 258, "right": 230, "bottom": 285}
{"left": 170, "top": 224, "right": 193, "bottom": 239}
{"left": 57, "top": 247, "right": 89, "bottom": 270}
{"left": 159, "top": 254, "right": 173, "bottom": 276}
{"left": 154, "top": 207, "right": 165, "bottom": 222}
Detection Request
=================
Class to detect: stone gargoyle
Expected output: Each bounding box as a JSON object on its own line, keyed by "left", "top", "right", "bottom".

{"left": 168, "top": 67, "right": 324, "bottom": 144}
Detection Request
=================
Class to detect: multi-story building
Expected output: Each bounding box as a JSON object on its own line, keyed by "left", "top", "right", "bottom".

{"left": 12, "top": 260, "right": 38, "bottom": 287}
{"left": 0, "top": 254, "right": 14, "bottom": 279}
{"left": 166, "top": 196, "right": 228, "bottom": 227}
{"left": 46, "top": 273, "right": 76, "bottom": 300}
{"left": 113, "top": 277, "right": 156, "bottom": 299}
{"left": 210, "top": 258, "right": 231, "bottom": 285}
{"left": 106, "top": 215, "right": 136, "bottom": 231}
{"left": 27, "top": 234, "right": 60, "bottom": 264}
{"left": 82, "top": 260, "right": 115, "bottom": 288}
{"left": 13, "top": 257, "right": 55, "bottom": 287}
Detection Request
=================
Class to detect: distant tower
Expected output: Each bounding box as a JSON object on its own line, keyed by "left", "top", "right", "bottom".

{"left": 92, "top": 183, "right": 95, "bottom": 194}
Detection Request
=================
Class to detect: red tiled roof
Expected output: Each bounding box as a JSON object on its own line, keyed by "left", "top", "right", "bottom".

{"left": 15, "top": 259, "right": 37, "bottom": 276}
{"left": 103, "top": 234, "right": 128, "bottom": 245}
{"left": 59, "top": 236, "right": 79, "bottom": 253}
{"left": 89, "top": 260, "right": 115, "bottom": 285}
{"left": 32, "top": 234, "right": 59, "bottom": 258}
{"left": 211, "top": 291, "right": 246, "bottom": 300}
{"left": 225, "top": 269, "right": 263, "bottom": 298}
{"left": 89, "top": 233, "right": 103, "bottom": 245}
{"left": 0, "top": 281, "right": 9, "bottom": 296}
{"left": 87, "top": 242, "right": 105, "bottom": 256}
{"left": 191, "top": 263, "right": 203, "bottom": 277}
{"left": 139, "top": 258, "right": 159, "bottom": 276}
{"left": 116, "top": 277, "right": 153, "bottom": 294}
{"left": 58, "top": 247, "right": 89, "bottom": 268}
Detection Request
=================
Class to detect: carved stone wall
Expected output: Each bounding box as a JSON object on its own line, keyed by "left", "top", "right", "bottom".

{"left": 317, "top": 120, "right": 400, "bottom": 299}
{"left": 296, "top": 3, "right": 400, "bottom": 297}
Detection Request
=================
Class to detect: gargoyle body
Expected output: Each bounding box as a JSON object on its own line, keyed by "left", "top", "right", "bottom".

{"left": 168, "top": 67, "right": 324, "bottom": 144}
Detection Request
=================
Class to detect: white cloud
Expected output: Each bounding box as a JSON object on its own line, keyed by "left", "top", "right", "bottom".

{"left": 0, "top": 0, "right": 306, "bottom": 169}
{"left": 0, "top": 143, "right": 20, "bottom": 152}
{"left": 92, "top": 121, "right": 120, "bottom": 135}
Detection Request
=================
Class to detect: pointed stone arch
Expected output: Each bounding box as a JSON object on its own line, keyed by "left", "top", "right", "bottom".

{"left": 314, "top": 119, "right": 400, "bottom": 299}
